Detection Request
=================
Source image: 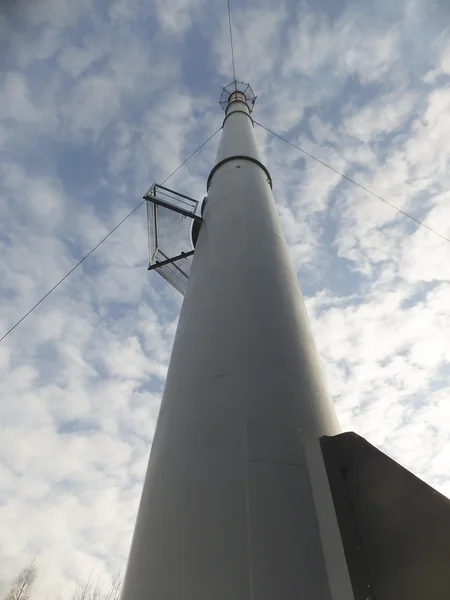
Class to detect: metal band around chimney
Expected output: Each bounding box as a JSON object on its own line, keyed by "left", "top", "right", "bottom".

{"left": 226, "top": 98, "right": 250, "bottom": 114}
{"left": 207, "top": 155, "right": 273, "bottom": 190}
{"left": 222, "top": 109, "right": 254, "bottom": 127}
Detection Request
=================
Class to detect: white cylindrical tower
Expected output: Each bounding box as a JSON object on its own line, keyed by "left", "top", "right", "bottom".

{"left": 121, "top": 83, "right": 346, "bottom": 600}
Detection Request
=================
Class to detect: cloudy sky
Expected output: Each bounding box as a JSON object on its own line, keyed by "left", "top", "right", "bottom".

{"left": 1, "top": 0, "right": 450, "bottom": 596}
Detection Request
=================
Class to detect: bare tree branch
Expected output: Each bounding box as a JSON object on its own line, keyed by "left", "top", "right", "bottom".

{"left": 69, "top": 573, "right": 122, "bottom": 600}
{"left": 4, "top": 559, "right": 37, "bottom": 600}
{"left": 102, "top": 574, "right": 122, "bottom": 600}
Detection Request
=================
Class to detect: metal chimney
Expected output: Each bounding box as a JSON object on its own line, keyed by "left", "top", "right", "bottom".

{"left": 122, "top": 83, "right": 349, "bottom": 600}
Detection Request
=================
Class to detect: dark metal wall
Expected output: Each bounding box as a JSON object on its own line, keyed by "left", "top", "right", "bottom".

{"left": 321, "top": 432, "right": 450, "bottom": 600}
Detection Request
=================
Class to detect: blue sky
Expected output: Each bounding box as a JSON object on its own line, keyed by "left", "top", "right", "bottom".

{"left": 1, "top": 0, "right": 450, "bottom": 596}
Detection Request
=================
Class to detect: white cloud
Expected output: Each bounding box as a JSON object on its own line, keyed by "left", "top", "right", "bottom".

{"left": 283, "top": 3, "right": 402, "bottom": 84}
{"left": 13, "top": 26, "right": 61, "bottom": 68}
{"left": 67, "top": 74, "right": 122, "bottom": 133}
{"left": 337, "top": 20, "right": 401, "bottom": 84}
{"left": 1, "top": 163, "right": 65, "bottom": 230}
{"left": 153, "top": 0, "right": 206, "bottom": 33}
{"left": 0, "top": 73, "right": 40, "bottom": 123}
{"left": 21, "top": 0, "right": 91, "bottom": 28}
{"left": 423, "top": 26, "right": 450, "bottom": 82}
{"left": 214, "top": 5, "right": 287, "bottom": 84}
{"left": 58, "top": 43, "right": 104, "bottom": 78}
{"left": 342, "top": 89, "right": 419, "bottom": 143}
{"left": 1, "top": 0, "right": 450, "bottom": 597}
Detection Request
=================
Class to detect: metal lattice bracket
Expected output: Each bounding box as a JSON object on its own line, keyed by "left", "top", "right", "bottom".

{"left": 219, "top": 81, "right": 257, "bottom": 112}
{"left": 144, "top": 184, "right": 204, "bottom": 295}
